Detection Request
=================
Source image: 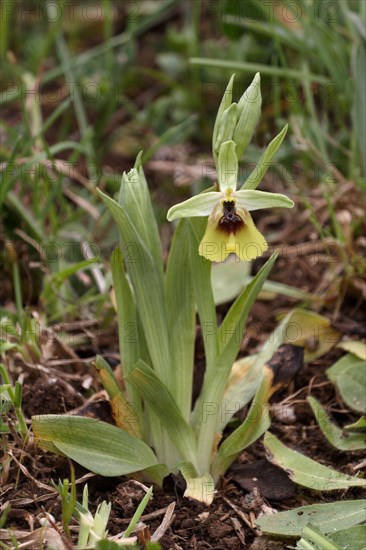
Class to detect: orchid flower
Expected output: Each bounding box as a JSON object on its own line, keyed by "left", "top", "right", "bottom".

{"left": 167, "top": 141, "right": 294, "bottom": 262}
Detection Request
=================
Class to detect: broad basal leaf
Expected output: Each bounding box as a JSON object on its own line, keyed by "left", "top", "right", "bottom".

{"left": 308, "top": 396, "right": 365, "bottom": 451}
{"left": 327, "top": 353, "right": 366, "bottom": 413}
{"left": 264, "top": 432, "right": 366, "bottom": 490}
{"left": 256, "top": 500, "right": 366, "bottom": 536}
{"left": 32, "top": 415, "right": 164, "bottom": 478}
{"left": 328, "top": 525, "right": 366, "bottom": 550}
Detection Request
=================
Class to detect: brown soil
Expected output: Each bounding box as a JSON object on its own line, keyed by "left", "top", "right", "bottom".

{"left": 2, "top": 251, "right": 365, "bottom": 549}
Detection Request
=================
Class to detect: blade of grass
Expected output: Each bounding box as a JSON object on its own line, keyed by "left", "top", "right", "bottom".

{"left": 0, "top": 0, "right": 180, "bottom": 105}
{"left": 142, "top": 115, "right": 197, "bottom": 163}
{"left": 189, "top": 58, "right": 330, "bottom": 84}
{"left": 47, "top": 3, "right": 97, "bottom": 183}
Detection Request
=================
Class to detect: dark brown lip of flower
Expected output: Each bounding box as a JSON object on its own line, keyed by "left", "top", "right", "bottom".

{"left": 218, "top": 201, "right": 244, "bottom": 235}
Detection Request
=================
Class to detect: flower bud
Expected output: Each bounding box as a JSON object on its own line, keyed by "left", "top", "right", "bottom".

{"left": 234, "top": 72, "right": 262, "bottom": 160}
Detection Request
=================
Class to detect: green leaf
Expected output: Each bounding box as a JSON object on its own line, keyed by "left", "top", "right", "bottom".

{"left": 217, "top": 140, "right": 238, "bottom": 191}
{"left": 234, "top": 72, "right": 262, "bottom": 159}
{"left": 327, "top": 353, "right": 366, "bottom": 413}
{"left": 211, "top": 257, "right": 251, "bottom": 305}
{"left": 94, "top": 356, "right": 141, "bottom": 439}
{"left": 134, "top": 151, "right": 163, "bottom": 271}
{"left": 110, "top": 247, "right": 140, "bottom": 407}
{"left": 256, "top": 500, "right": 366, "bottom": 537}
{"left": 120, "top": 153, "right": 163, "bottom": 275}
{"left": 32, "top": 415, "right": 161, "bottom": 477}
{"left": 329, "top": 525, "right": 366, "bottom": 550}
{"left": 212, "top": 74, "right": 235, "bottom": 163}
{"left": 210, "top": 258, "right": 315, "bottom": 305}
{"left": 5, "top": 191, "right": 43, "bottom": 243}
{"left": 110, "top": 246, "right": 151, "bottom": 397}
{"left": 47, "top": 257, "right": 100, "bottom": 287}
{"left": 212, "top": 367, "right": 272, "bottom": 481}
{"left": 344, "top": 417, "right": 366, "bottom": 433}
{"left": 264, "top": 432, "right": 366, "bottom": 490}
{"left": 98, "top": 189, "right": 171, "bottom": 389}
{"left": 216, "top": 253, "right": 278, "bottom": 357}
{"left": 96, "top": 540, "right": 127, "bottom": 549}
{"left": 296, "top": 524, "right": 342, "bottom": 550}
{"left": 308, "top": 396, "right": 366, "bottom": 451}
{"left": 193, "top": 254, "right": 277, "bottom": 472}
{"left": 188, "top": 218, "right": 218, "bottom": 373}
{"left": 241, "top": 124, "right": 288, "bottom": 190}
{"left": 126, "top": 360, "right": 199, "bottom": 470}
{"left": 165, "top": 219, "right": 195, "bottom": 420}
{"left": 179, "top": 462, "right": 215, "bottom": 505}
{"left": 219, "top": 310, "right": 301, "bottom": 431}
{"left": 123, "top": 486, "right": 153, "bottom": 538}
{"left": 337, "top": 340, "right": 366, "bottom": 360}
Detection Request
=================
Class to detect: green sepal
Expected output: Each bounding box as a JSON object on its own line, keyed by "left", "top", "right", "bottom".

{"left": 166, "top": 192, "right": 218, "bottom": 221}
{"left": 235, "top": 189, "right": 294, "bottom": 210}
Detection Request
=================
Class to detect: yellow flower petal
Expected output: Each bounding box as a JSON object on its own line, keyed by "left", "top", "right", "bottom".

{"left": 198, "top": 203, "right": 268, "bottom": 262}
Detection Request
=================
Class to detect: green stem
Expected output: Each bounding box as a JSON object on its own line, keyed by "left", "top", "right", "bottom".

{"left": 12, "top": 262, "right": 23, "bottom": 322}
